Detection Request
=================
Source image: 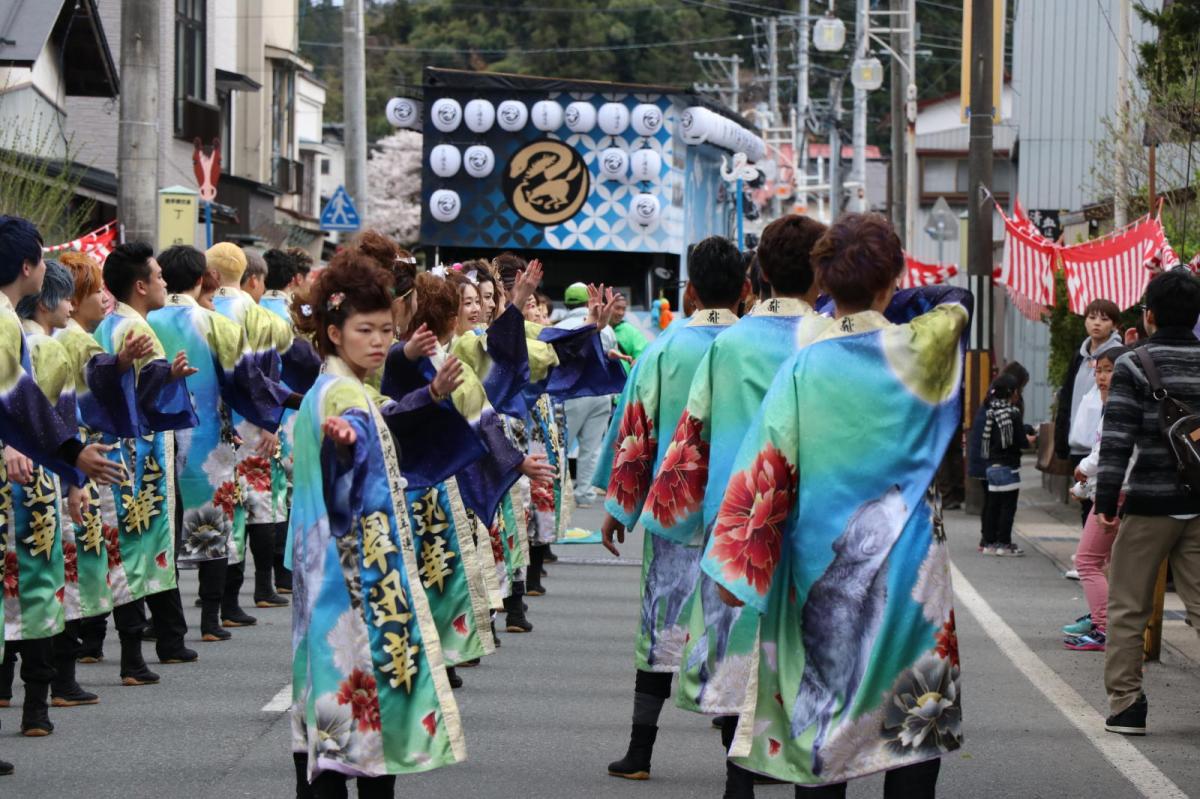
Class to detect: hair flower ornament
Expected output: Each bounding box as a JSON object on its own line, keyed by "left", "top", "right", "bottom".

{"left": 430, "top": 265, "right": 450, "bottom": 279}
{"left": 326, "top": 292, "right": 346, "bottom": 311}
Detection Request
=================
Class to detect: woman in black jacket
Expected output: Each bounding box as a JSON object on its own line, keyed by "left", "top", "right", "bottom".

{"left": 979, "top": 373, "right": 1027, "bottom": 555}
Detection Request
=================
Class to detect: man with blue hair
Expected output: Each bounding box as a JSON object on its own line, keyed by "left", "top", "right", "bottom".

{"left": 0, "top": 216, "right": 128, "bottom": 774}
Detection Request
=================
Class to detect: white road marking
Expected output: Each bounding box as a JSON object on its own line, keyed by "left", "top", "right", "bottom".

{"left": 262, "top": 685, "right": 292, "bottom": 713}
{"left": 951, "top": 563, "right": 1189, "bottom": 799}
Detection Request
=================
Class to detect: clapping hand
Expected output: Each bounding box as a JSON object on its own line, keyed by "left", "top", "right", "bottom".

{"left": 431, "top": 355, "right": 464, "bottom": 400}
{"left": 509, "top": 259, "right": 544, "bottom": 313}
{"left": 169, "top": 350, "right": 198, "bottom": 379}
{"left": 404, "top": 324, "right": 439, "bottom": 361}
{"left": 117, "top": 333, "right": 155, "bottom": 372}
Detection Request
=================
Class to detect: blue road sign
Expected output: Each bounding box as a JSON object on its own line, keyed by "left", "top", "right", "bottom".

{"left": 320, "top": 186, "right": 361, "bottom": 231}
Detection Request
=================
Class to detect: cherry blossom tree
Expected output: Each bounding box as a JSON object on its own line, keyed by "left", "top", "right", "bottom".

{"left": 366, "top": 131, "right": 422, "bottom": 246}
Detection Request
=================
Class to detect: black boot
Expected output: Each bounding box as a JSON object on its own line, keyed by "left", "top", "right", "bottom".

{"left": 51, "top": 627, "right": 99, "bottom": 707}
{"left": 274, "top": 521, "right": 292, "bottom": 594}
{"left": 77, "top": 614, "right": 107, "bottom": 663}
{"left": 201, "top": 601, "right": 232, "bottom": 642}
{"left": 608, "top": 723, "right": 657, "bottom": 780}
{"left": 446, "top": 667, "right": 462, "bottom": 689}
{"left": 0, "top": 652, "right": 14, "bottom": 707}
{"left": 721, "top": 715, "right": 756, "bottom": 799}
{"left": 526, "top": 547, "right": 547, "bottom": 596}
{"left": 544, "top": 545, "right": 558, "bottom": 563}
{"left": 0, "top": 759, "right": 12, "bottom": 776}
{"left": 147, "top": 589, "right": 197, "bottom": 664}
{"left": 491, "top": 620, "right": 501, "bottom": 648}
{"left": 503, "top": 583, "right": 532, "bottom": 633}
{"left": 221, "top": 561, "right": 258, "bottom": 626}
{"left": 118, "top": 631, "right": 160, "bottom": 686}
{"left": 249, "top": 524, "right": 288, "bottom": 607}
{"left": 20, "top": 682, "right": 53, "bottom": 737}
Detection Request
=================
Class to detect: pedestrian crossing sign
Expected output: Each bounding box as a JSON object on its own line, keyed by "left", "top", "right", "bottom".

{"left": 320, "top": 186, "right": 361, "bottom": 231}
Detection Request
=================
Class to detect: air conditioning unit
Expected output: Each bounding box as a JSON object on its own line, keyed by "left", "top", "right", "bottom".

{"left": 178, "top": 97, "right": 221, "bottom": 142}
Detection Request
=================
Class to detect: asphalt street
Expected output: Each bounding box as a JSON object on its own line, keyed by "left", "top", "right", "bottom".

{"left": 1, "top": 502, "right": 1198, "bottom": 798}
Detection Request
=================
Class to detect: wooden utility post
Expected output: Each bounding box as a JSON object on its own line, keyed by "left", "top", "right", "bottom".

{"left": 343, "top": 0, "right": 369, "bottom": 219}
{"left": 117, "top": 0, "right": 160, "bottom": 244}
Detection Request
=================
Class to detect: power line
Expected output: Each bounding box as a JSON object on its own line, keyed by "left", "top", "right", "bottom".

{"left": 298, "top": 33, "right": 747, "bottom": 56}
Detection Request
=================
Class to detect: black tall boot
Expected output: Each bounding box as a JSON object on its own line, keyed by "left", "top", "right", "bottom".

{"left": 198, "top": 560, "right": 233, "bottom": 641}
{"left": 51, "top": 624, "right": 99, "bottom": 706}
{"left": 20, "top": 682, "right": 53, "bottom": 737}
{"left": 201, "top": 600, "right": 231, "bottom": 642}
{"left": 78, "top": 614, "right": 107, "bottom": 662}
{"left": 0, "top": 758, "right": 12, "bottom": 776}
{"left": 221, "top": 560, "right": 257, "bottom": 627}
{"left": 526, "top": 546, "right": 547, "bottom": 596}
{"left": 503, "top": 582, "right": 532, "bottom": 633}
{"left": 0, "top": 651, "right": 14, "bottom": 707}
{"left": 118, "top": 630, "right": 159, "bottom": 686}
{"left": 249, "top": 524, "right": 288, "bottom": 607}
{"left": 608, "top": 723, "right": 657, "bottom": 780}
{"left": 721, "top": 715, "right": 756, "bottom": 799}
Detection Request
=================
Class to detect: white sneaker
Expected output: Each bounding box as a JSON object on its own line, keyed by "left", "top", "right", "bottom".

{"left": 1064, "top": 568, "right": 1080, "bottom": 580}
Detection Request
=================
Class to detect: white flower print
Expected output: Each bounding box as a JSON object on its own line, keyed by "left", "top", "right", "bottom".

{"left": 911, "top": 542, "right": 953, "bottom": 625}
{"left": 327, "top": 608, "right": 372, "bottom": 676}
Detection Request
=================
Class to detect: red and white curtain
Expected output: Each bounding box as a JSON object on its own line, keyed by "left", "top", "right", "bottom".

{"left": 901, "top": 253, "right": 958, "bottom": 289}
{"left": 42, "top": 220, "right": 118, "bottom": 264}
{"left": 997, "top": 200, "right": 1056, "bottom": 308}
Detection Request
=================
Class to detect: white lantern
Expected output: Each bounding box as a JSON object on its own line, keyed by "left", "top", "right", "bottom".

{"left": 629, "top": 192, "right": 661, "bottom": 230}
{"left": 598, "top": 102, "right": 630, "bottom": 136}
{"left": 813, "top": 12, "right": 846, "bottom": 52}
{"left": 386, "top": 97, "right": 421, "bottom": 129}
{"left": 630, "top": 149, "right": 662, "bottom": 182}
{"left": 463, "top": 145, "right": 495, "bottom": 178}
{"left": 429, "top": 144, "right": 462, "bottom": 178}
{"left": 430, "top": 98, "right": 462, "bottom": 133}
{"left": 496, "top": 100, "right": 529, "bottom": 132}
{"left": 430, "top": 189, "right": 462, "bottom": 223}
{"left": 565, "top": 101, "right": 597, "bottom": 133}
{"left": 531, "top": 100, "right": 565, "bottom": 132}
{"left": 631, "top": 103, "right": 664, "bottom": 137}
{"left": 598, "top": 147, "right": 629, "bottom": 181}
{"left": 679, "top": 106, "right": 712, "bottom": 145}
{"left": 463, "top": 99, "right": 496, "bottom": 133}
{"left": 851, "top": 55, "right": 885, "bottom": 91}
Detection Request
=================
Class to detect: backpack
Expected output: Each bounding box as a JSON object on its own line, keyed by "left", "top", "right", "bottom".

{"left": 1134, "top": 347, "right": 1200, "bottom": 495}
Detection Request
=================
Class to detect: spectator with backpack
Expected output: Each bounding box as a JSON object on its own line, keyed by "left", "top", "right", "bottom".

{"left": 1097, "top": 268, "right": 1200, "bottom": 737}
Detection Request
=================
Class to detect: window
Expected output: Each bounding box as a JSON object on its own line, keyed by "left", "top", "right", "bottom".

{"left": 218, "top": 89, "right": 233, "bottom": 172}
{"left": 272, "top": 63, "right": 295, "bottom": 163}
{"left": 174, "top": 0, "right": 206, "bottom": 137}
{"left": 320, "top": 158, "right": 330, "bottom": 176}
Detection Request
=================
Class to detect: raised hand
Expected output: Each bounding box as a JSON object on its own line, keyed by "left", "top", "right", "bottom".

{"left": 431, "top": 355, "right": 464, "bottom": 400}
{"left": 117, "top": 333, "right": 155, "bottom": 372}
{"left": 169, "top": 350, "right": 198, "bottom": 379}
{"left": 510, "top": 259, "right": 544, "bottom": 312}
{"left": 76, "top": 443, "right": 126, "bottom": 485}
{"left": 323, "top": 416, "right": 357, "bottom": 446}
{"left": 403, "top": 324, "right": 439, "bottom": 361}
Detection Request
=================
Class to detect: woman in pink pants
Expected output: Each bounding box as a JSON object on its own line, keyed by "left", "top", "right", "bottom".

{"left": 1064, "top": 346, "right": 1129, "bottom": 651}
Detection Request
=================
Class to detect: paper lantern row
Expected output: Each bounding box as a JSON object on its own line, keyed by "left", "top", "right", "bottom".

{"left": 679, "top": 106, "right": 766, "bottom": 162}
{"left": 389, "top": 97, "right": 665, "bottom": 137}
{"left": 427, "top": 189, "right": 661, "bottom": 230}
{"left": 599, "top": 148, "right": 663, "bottom": 182}
{"left": 430, "top": 144, "right": 661, "bottom": 183}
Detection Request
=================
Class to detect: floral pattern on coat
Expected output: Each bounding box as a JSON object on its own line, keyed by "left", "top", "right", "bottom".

{"left": 606, "top": 400, "right": 656, "bottom": 515}
{"left": 647, "top": 412, "right": 709, "bottom": 527}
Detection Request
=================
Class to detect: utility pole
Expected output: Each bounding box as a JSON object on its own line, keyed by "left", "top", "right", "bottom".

{"left": 693, "top": 52, "right": 743, "bottom": 111}
{"left": 829, "top": 77, "right": 845, "bottom": 220}
{"left": 117, "top": 0, "right": 159, "bottom": 244}
{"left": 967, "top": 0, "right": 994, "bottom": 347}
{"left": 889, "top": 0, "right": 905, "bottom": 237}
{"left": 797, "top": 0, "right": 812, "bottom": 215}
{"left": 851, "top": 0, "right": 868, "bottom": 212}
{"left": 1114, "top": 0, "right": 1130, "bottom": 227}
{"left": 767, "top": 17, "right": 780, "bottom": 124}
{"left": 343, "top": 0, "right": 368, "bottom": 219}
{"left": 904, "top": 0, "right": 918, "bottom": 250}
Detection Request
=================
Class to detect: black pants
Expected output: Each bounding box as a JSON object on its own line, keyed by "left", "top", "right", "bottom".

{"left": 796, "top": 758, "right": 941, "bottom": 798}
{"left": 275, "top": 520, "right": 292, "bottom": 590}
{"left": 294, "top": 753, "right": 395, "bottom": 799}
{"left": 79, "top": 613, "right": 109, "bottom": 656}
{"left": 981, "top": 489, "right": 1019, "bottom": 547}
{"left": 247, "top": 523, "right": 277, "bottom": 601}
{"left": 1, "top": 638, "right": 55, "bottom": 692}
{"left": 112, "top": 590, "right": 188, "bottom": 656}
{"left": 198, "top": 558, "right": 228, "bottom": 604}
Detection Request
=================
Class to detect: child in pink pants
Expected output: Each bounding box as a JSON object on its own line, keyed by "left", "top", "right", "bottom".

{"left": 1064, "top": 346, "right": 1129, "bottom": 651}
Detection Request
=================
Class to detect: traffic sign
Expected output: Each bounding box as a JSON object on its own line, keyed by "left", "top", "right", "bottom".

{"left": 927, "top": 196, "right": 958, "bottom": 241}
{"left": 320, "top": 186, "right": 361, "bottom": 231}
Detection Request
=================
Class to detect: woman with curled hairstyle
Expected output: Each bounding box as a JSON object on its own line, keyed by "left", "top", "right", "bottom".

{"left": 287, "top": 253, "right": 477, "bottom": 798}
{"left": 704, "top": 213, "right": 972, "bottom": 796}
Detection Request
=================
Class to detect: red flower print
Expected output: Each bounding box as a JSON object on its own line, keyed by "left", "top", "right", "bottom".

{"left": 237, "top": 457, "right": 273, "bottom": 492}
{"left": 708, "top": 444, "right": 797, "bottom": 597}
{"left": 213, "top": 481, "right": 238, "bottom": 519}
{"left": 422, "top": 711, "right": 437, "bottom": 736}
{"left": 647, "top": 413, "right": 709, "bottom": 527}
{"left": 63, "top": 541, "right": 79, "bottom": 584}
{"left": 488, "top": 525, "right": 504, "bottom": 563}
{"left": 452, "top": 614, "right": 468, "bottom": 636}
{"left": 606, "top": 400, "right": 656, "bottom": 514}
{"left": 768, "top": 738, "right": 782, "bottom": 757}
{"left": 530, "top": 478, "right": 555, "bottom": 514}
{"left": 935, "top": 610, "right": 960, "bottom": 668}
{"left": 103, "top": 525, "right": 122, "bottom": 570}
{"left": 3, "top": 551, "right": 18, "bottom": 598}
{"left": 155, "top": 550, "right": 169, "bottom": 570}
{"left": 55, "top": 587, "right": 65, "bottom": 604}
{"left": 337, "top": 668, "right": 382, "bottom": 732}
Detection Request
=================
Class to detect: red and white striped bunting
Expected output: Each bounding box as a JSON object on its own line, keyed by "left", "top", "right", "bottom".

{"left": 901, "top": 253, "right": 959, "bottom": 289}
{"left": 42, "top": 221, "right": 118, "bottom": 264}
{"left": 997, "top": 206, "right": 1056, "bottom": 308}
{"left": 1059, "top": 215, "right": 1165, "bottom": 314}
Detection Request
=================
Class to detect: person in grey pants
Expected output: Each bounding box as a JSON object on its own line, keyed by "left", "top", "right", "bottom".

{"left": 556, "top": 282, "right": 617, "bottom": 507}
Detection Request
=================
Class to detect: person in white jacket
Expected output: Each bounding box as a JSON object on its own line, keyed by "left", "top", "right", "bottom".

{"left": 1062, "top": 346, "right": 1132, "bottom": 651}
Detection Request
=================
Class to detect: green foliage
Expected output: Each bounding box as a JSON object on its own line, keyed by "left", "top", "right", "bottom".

{"left": 1047, "top": 271, "right": 1085, "bottom": 390}
{"left": 0, "top": 118, "right": 94, "bottom": 245}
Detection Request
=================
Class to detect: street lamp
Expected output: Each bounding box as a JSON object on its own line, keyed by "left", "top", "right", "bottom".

{"left": 851, "top": 54, "right": 885, "bottom": 91}
{"left": 813, "top": 11, "right": 846, "bottom": 53}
